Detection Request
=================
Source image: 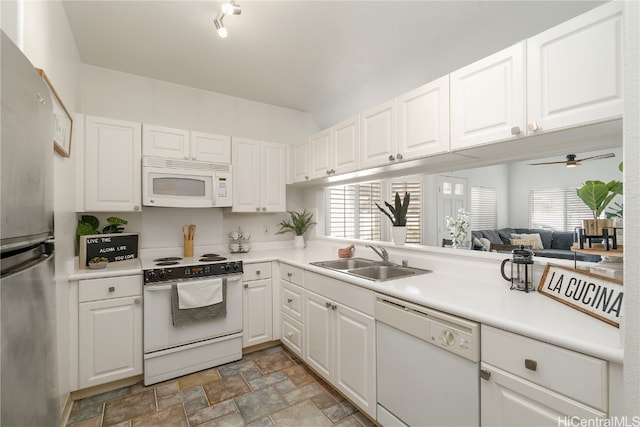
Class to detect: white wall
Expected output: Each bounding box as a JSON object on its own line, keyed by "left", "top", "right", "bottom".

{"left": 1, "top": 0, "right": 83, "bottom": 416}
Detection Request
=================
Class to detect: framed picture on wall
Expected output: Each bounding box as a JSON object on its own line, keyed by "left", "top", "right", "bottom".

{"left": 36, "top": 68, "right": 73, "bottom": 157}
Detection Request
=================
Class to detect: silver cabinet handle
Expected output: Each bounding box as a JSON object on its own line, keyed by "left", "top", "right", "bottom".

{"left": 287, "top": 272, "right": 292, "bottom": 277}
{"left": 326, "top": 170, "right": 331, "bottom": 175}
{"left": 134, "top": 298, "right": 141, "bottom": 305}
{"left": 244, "top": 283, "right": 248, "bottom": 288}
{"left": 524, "top": 359, "right": 538, "bottom": 371}
{"left": 396, "top": 153, "right": 403, "bottom": 160}
{"left": 255, "top": 207, "right": 260, "bottom": 212}
{"left": 134, "top": 206, "right": 140, "bottom": 211}
{"left": 287, "top": 332, "right": 293, "bottom": 338}
{"left": 325, "top": 302, "right": 332, "bottom": 308}
{"left": 305, "top": 176, "right": 309, "bottom": 180}
{"left": 108, "top": 286, "right": 115, "bottom": 293}
{"left": 388, "top": 154, "right": 395, "bottom": 161}
{"left": 256, "top": 270, "right": 261, "bottom": 275}
{"left": 287, "top": 298, "right": 293, "bottom": 303}
{"left": 510, "top": 126, "right": 521, "bottom": 135}
{"left": 528, "top": 122, "right": 539, "bottom": 132}
{"left": 331, "top": 304, "right": 337, "bottom": 310}
{"left": 262, "top": 207, "right": 266, "bottom": 212}
{"left": 480, "top": 369, "right": 491, "bottom": 381}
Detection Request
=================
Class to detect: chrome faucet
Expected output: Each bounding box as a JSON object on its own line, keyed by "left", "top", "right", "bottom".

{"left": 367, "top": 244, "right": 389, "bottom": 262}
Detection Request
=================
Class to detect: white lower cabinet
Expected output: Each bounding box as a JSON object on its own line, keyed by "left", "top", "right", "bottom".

{"left": 480, "top": 325, "right": 607, "bottom": 426}
{"left": 303, "top": 273, "right": 376, "bottom": 418}
{"left": 242, "top": 263, "right": 273, "bottom": 347}
{"left": 77, "top": 275, "right": 142, "bottom": 389}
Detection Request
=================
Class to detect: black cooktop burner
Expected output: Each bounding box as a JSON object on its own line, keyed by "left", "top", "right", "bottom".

{"left": 154, "top": 256, "right": 183, "bottom": 262}
{"left": 199, "top": 256, "right": 226, "bottom": 262}
{"left": 156, "top": 261, "right": 180, "bottom": 266}
{"left": 201, "top": 253, "right": 220, "bottom": 257}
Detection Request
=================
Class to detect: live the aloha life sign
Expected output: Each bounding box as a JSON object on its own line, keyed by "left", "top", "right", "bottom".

{"left": 538, "top": 264, "right": 623, "bottom": 327}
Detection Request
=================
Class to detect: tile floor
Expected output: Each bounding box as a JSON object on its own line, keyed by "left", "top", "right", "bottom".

{"left": 66, "top": 345, "right": 377, "bottom": 427}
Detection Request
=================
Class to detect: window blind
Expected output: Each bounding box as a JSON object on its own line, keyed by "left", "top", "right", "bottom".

{"left": 470, "top": 186, "right": 497, "bottom": 230}
{"left": 358, "top": 183, "right": 381, "bottom": 241}
{"left": 390, "top": 180, "right": 422, "bottom": 244}
{"left": 529, "top": 187, "right": 592, "bottom": 231}
{"left": 328, "top": 185, "right": 356, "bottom": 238}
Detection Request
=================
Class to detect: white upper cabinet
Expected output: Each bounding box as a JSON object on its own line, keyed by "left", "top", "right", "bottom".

{"left": 332, "top": 116, "right": 360, "bottom": 174}
{"left": 190, "top": 131, "right": 232, "bottom": 163}
{"left": 232, "top": 138, "right": 286, "bottom": 213}
{"left": 291, "top": 142, "right": 310, "bottom": 183}
{"left": 398, "top": 75, "right": 450, "bottom": 158}
{"left": 450, "top": 42, "right": 525, "bottom": 150}
{"left": 83, "top": 115, "right": 142, "bottom": 212}
{"left": 143, "top": 124, "right": 230, "bottom": 163}
{"left": 526, "top": 1, "right": 623, "bottom": 134}
{"left": 309, "top": 129, "right": 333, "bottom": 179}
{"left": 360, "top": 99, "right": 399, "bottom": 169}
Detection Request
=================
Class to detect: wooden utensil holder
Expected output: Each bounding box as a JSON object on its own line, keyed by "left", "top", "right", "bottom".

{"left": 184, "top": 239, "right": 194, "bottom": 257}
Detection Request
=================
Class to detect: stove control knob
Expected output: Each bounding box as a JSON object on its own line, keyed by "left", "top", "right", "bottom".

{"left": 159, "top": 269, "right": 168, "bottom": 279}
{"left": 146, "top": 270, "right": 157, "bottom": 281}
{"left": 233, "top": 262, "right": 240, "bottom": 271}
{"left": 224, "top": 263, "right": 232, "bottom": 272}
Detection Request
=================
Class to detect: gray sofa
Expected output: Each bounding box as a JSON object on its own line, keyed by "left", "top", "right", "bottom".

{"left": 471, "top": 227, "right": 601, "bottom": 262}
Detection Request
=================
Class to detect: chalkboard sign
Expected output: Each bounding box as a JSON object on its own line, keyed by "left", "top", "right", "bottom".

{"left": 79, "top": 233, "right": 139, "bottom": 268}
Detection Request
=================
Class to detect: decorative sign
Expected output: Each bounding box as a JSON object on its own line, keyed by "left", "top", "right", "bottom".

{"left": 79, "top": 233, "right": 139, "bottom": 268}
{"left": 538, "top": 263, "right": 623, "bottom": 327}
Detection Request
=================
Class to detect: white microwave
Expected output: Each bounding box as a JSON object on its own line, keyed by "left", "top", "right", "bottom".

{"left": 142, "top": 157, "right": 232, "bottom": 208}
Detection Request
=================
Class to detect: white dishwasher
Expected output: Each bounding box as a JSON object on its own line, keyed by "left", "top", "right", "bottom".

{"left": 375, "top": 294, "right": 480, "bottom": 427}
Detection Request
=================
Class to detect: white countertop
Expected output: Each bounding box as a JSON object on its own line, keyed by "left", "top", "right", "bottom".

{"left": 69, "top": 240, "right": 623, "bottom": 363}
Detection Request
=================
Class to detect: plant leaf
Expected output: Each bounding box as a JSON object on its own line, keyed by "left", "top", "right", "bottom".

{"left": 80, "top": 215, "right": 100, "bottom": 230}
{"left": 106, "top": 216, "right": 128, "bottom": 226}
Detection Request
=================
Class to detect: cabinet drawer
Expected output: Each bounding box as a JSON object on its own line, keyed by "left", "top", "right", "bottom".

{"left": 79, "top": 275, "right": 141, "bottom": 302}
{"left": 482, "top": 325, "right": 607, "bottom": 411}
{"left": 243, "top": 262, "right": 272, "bottom": 281}
{"left": 280, "top": 263, "right": 303, "bottom": 286}
{"left": 281, "top": 313, "right": 303, "bottom": 358}
{"left": 281, "top": 281, "right": 304, "bottom": 323}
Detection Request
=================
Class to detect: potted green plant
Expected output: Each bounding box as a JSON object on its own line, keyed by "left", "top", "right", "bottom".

{"left": 375, "top": 192, "right": 410, "bottom": 245}
{"left": 576, "top": 180, "right": 622, "bottom": 235}
{"left": 276, "top": 210, "right": 316, "bottom": 249}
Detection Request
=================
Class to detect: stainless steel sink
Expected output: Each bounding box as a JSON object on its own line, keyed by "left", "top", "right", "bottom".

{"left": 310, "top": 257, "right": 380, "bottom": 270}
{"left": 346, "top": 264, "right": 431, "bottom": 281}
{"left": 310, "top": 258, "right": 431, "bottom": 281}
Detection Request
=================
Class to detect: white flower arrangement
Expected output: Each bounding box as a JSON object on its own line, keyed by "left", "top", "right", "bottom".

{"left": 446, "top": 208, "right": 470, "bottom": 249}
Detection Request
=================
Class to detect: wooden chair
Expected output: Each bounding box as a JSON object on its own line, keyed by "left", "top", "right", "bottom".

{"left": 442, "top": 239, "right": 453, "bottom": 248}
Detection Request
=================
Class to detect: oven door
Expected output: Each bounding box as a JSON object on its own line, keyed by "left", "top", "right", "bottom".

{"left": 142, "top": 166, "right": 215, "bottom": 208}
{"left": 143, "top": 274, "right": 242, "bottom": 353}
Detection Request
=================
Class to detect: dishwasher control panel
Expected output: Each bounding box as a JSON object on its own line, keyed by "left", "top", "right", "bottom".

{"left": 429, "top": 318, "right": 479, "bottom": 362}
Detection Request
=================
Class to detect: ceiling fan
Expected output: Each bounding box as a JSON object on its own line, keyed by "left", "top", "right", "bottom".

{"left": 528, "top": 153, "right": 615, "bottom": 167}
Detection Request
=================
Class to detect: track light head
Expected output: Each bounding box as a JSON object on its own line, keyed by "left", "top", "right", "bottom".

{"left": 214, "top": 17, "right": 228, "bottom": 38}
{"left": 222, "top": 1, "right": 242, "bottom": 16}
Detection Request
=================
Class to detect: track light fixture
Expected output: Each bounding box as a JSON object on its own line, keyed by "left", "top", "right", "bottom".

{"left": 214, "top": 1, "right": 241, "bottom": 38}
{"left": 221, "top": 1, "right": 242, "bottom": 16}
{"left": 214, "top": 16, "right": 228, "bottom": 38}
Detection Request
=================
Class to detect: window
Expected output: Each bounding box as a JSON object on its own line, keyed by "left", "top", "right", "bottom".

{"left": 470, "top": 186, "right": 497, "bottom": 230}
{"left": 529, "top": 187, "right": 592, "bottom": 231}
{"left": 327, "top": 182, "right": 381, "bottom": 240}
{"left": 390, "top": 180, "right": 422, "bottom": 244}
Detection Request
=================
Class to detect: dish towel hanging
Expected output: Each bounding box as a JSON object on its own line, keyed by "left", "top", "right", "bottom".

{"left": 177, "top": 279, "right": 223, "bottom": 309}
{"left": 171, "top": 280, "right": 227, "bottom": 327}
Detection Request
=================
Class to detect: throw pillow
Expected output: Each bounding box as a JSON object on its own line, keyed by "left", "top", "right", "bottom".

{"left": 511, "top": 233, "right": 544, "bottom": 250}
{"left": 479, "top": 237, "right": 492, "bottom": 251}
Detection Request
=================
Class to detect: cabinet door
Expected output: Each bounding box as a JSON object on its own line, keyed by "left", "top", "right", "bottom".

{"left": 334, "top": 303, "right": 376, "bottom": 418}
{"left": 309, "top": 129, "right": 333, "bottom": 179}
{"left": 398, "top": 75, "right": 450, "bottom": 159}
{"left": 360, "top": 99, "right": 398, "bottom": 169}
{"left": 84, "top": 116, "right": 142, "bottom": 212}
{"left": 231, "top": 138, "right": 261, "bottom": 212}
{"left": 142, "top": 124, "right": 189, "bottom": 159}
{"left": 260, "top": 142, "right": 286, "bottom": 212}
{"left": 242, "top": 278, "right": 273, "bottom": 347}
{"left": 292, "top": 142, "right": 310, "bottom": 183}
{"left": 480, "top": 364, "right": 606, "bottom": 426}
{"left": 79, "top": 296, "right": 142, "bottom": 388}
{"left": 450, "top": 42, "right": 525, "bottom": 150}
{"left": 304, "top": 290, "right": 333, "bottom": 381}
{"left": 527, "top": 2, "right": 623, "bottom": 134}
{"left": 190, "top": 132, "right": 231, "bottom": 163}
{"left": 333, "top": 116, "right": 360, "bottom": 175}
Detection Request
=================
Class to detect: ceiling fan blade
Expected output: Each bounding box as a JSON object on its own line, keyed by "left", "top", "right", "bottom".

{"left": 575, "top": 153, "right": 615, "bottom": 162}
{"left": 527, "top": 160, "right": 571, "bottom": 165}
